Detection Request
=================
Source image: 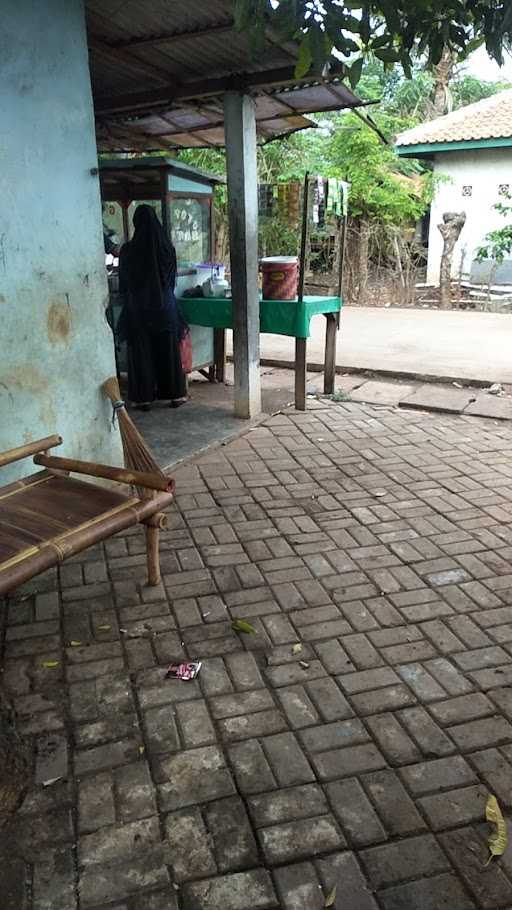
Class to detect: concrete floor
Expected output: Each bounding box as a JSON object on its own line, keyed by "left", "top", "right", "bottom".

{"left": 248, "top": 307, "right": 512, "bottom": 383}
{"left": 130, "top": 367, "right": 319, "bottom": 470}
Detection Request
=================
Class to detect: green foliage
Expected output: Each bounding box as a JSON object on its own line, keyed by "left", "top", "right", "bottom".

{"left": 326, "top": 112, "right": 431, "bottom": 223}
{"left": 477, "top": 192, "right": 512, "bottom": 263}
{"left": 175, "top": 60, "right": 506, "bottom": 240}
{"left": 235, "top": 1, "right": 512, "bottom": 84}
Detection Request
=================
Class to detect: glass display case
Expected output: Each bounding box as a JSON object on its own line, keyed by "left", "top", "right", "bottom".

{"left": 99, "top": 157, "right": 224, "bottom": 375}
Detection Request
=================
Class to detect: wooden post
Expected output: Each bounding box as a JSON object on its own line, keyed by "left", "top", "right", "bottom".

{"left": 213, "top": 328, "right": 226, "bottom": 383}
{"left": 145, "top": 512, "right": 167, "bottom": 586}
{"left": 223, "top": 92, "right": 261, "bottom": 419}
{"left": 324, "top": 313, "right": 337, "bottom": 395}
{"left": 295, "top": 338, "right": 307, "bottom": 411}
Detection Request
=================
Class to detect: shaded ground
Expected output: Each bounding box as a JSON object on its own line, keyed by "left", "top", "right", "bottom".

{"left": 2, "top": 400, "right": 512, "bottom": 908}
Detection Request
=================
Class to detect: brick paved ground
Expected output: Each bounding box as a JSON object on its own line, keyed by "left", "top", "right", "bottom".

{"left": 2, "top": 399, "right": 512, "bottom": 910}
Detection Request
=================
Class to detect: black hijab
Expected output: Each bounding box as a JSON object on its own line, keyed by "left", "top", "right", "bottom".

{"left": 123, "top": 204, "right": 176, "bottom": 307}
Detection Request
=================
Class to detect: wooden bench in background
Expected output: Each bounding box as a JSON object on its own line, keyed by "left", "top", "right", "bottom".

{"left": 0, "top": 435, "right": 174, "bottom": 596}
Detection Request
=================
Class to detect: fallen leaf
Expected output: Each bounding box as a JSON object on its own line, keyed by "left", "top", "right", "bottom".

{"left": 97, "top": 624, "right": 111, "bottom": 631}
{"left": 69, "top": 640, "right": 81, "bottom": 647}
{"left": 486, "top": 794, "right": 507, "bottom": 864}
{"left": 325, "top": 884, "right": 337, "bottom": 907}
{"left": 42, "top": 660, "right": 59, "bottom": 669}
{"left": 138, "top": 745, "right": 145, "bottom": 755}
{"left": 232, "top": 619, "right": 257, "bottom": 635}
{"left": 292, "top": 643, "right": 303, "bottom": 655}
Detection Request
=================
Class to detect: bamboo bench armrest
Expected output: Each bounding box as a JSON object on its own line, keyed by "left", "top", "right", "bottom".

{"left": 0, "top": 435, "right": 62, "bottom": 468}
{"left": 33, "top": 453, "right": 174, "bottom": 494}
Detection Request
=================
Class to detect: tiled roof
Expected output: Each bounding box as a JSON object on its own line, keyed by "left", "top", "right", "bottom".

{"left": 396, "top": 88, "right": 512, "bottom": 147}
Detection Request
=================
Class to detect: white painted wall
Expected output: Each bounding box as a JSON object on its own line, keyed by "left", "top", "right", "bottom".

{"left": 427, "top": 147, "right": 512, "bottom": 285}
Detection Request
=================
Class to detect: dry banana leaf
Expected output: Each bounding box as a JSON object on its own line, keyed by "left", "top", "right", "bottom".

{"left": 486, "top": 794, "right": 507, "bottom": 864}
{"left": 232, "top": 619, "right": 257, "bottom": 635}
{"left": 325, "top": 884, "right": 337, "bottom": 907}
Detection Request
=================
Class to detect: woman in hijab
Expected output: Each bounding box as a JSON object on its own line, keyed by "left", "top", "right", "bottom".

{"left": 119, "top": 204, "right": 187, "bottom": 410}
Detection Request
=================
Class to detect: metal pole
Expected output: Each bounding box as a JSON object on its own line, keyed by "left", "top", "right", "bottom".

{"left": 297, "top": 172, "right": 310, "bottom": 303}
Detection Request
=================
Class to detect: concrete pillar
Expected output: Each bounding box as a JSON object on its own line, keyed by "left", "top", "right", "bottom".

{"left": 223, "top": 92, "right": 261, "bottom": 418}
{"left": 0, "top": 0, "right": 123, "bottom": 483}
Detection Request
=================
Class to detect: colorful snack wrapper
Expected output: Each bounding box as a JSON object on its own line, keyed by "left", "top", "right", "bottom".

{"left": 165, "top": 661, "right": 202, "bottom": 681}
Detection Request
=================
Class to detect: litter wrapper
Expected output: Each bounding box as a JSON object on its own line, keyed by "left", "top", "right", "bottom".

{"left": 165, "top": 661, "right": 202, "bottom": 681}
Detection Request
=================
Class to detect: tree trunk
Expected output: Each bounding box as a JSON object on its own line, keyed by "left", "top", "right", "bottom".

{"left": 438, "top": 211, "right": 466, "bottom": 309}
{"left": 430, "top": 47, "right": 457, "bottom": 117}
{"left": 357, "top": 219, "right": 370, "bottom": 305}
{"left": 0, "top": 686, "right": 29, "bottom": 829}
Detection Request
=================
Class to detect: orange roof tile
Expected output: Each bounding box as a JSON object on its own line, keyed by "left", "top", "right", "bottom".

{"left": 396, "top": 88, "right": 512, "bottom": 147}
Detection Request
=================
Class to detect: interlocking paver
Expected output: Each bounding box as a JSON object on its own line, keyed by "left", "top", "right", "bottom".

{"left": 325, "top": 778, "right": 387, "bottom": 846}
{"left": 418, "top": 783, "right": 488, "bottom": 830}
{"left": 379, "top": 873, "right": 476, "bottom": 910}
{"left": 274, "top": 862, "right": 323, "bottom": 910}
{"left": 440, "top": 827, "right": 512, "bottom": 908}
{"left": 7, "top": 401, "right": 512, "bottom": 909}
{"left": 360, "top": 833, "right": 450, "bottom": 888}
{"left": 361, "top": 769, "right": 426, "bottom": 835}
{"left": 258, "top": 814, "right": 344, "bottom": 864}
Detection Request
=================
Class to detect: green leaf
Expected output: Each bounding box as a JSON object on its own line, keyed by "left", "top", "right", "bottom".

{"left": 295, "top": 39, "right": 313, "bottom": 79}
{"left": 374, "top": 48, "right": 400, "bottom": 63}
{"left": 372, "top": 34, "right": 393, "bottom": 49}
{"left": 232, "top": 619, "right": 257, "bottom": 635}
{"left": 348, "top": 57, "right": 364, "bottom": 89}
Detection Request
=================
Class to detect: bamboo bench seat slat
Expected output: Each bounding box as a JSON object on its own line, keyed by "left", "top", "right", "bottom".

{"left": 0, "top": 451, "right": 174, "bottom": 596}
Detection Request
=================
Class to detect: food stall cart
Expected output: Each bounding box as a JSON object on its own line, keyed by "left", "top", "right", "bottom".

{"left": 99, "top": 157, "right": 225, "bottom": 377}
{"left": 102, "top": 163, "right": 345, "bottom": 410}
{"left": 179, "top": 173, "right": 347, "bottom": 410}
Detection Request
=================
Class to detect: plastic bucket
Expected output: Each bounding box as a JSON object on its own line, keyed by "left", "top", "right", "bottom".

{"left": 261, "top": 256, "right": 298, "bottom": 300}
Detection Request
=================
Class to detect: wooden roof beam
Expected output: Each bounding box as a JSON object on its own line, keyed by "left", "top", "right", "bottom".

{"left": 94, "top": 65, "right": 350, "bottom": 116}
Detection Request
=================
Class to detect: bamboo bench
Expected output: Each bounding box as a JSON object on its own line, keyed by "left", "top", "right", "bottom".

{"left": 0, "top": 435, "right": 174, "bottom": 596}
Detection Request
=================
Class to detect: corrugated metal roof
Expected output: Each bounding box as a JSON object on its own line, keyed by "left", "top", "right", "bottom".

{"left": 397, "top": 89, "right": 512, "bottom": 149}
{"left": 85, "top": 0, "right": 364, "bottom": 151}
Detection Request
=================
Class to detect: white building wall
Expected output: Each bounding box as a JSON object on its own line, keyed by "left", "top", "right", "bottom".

{"left": 426, "top": 147, "right": 512, "bottom": 285}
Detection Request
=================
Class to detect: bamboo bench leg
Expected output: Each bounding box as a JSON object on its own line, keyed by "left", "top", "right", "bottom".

{"left": 144, "top": 512, "right": 167, "bottom": 586}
